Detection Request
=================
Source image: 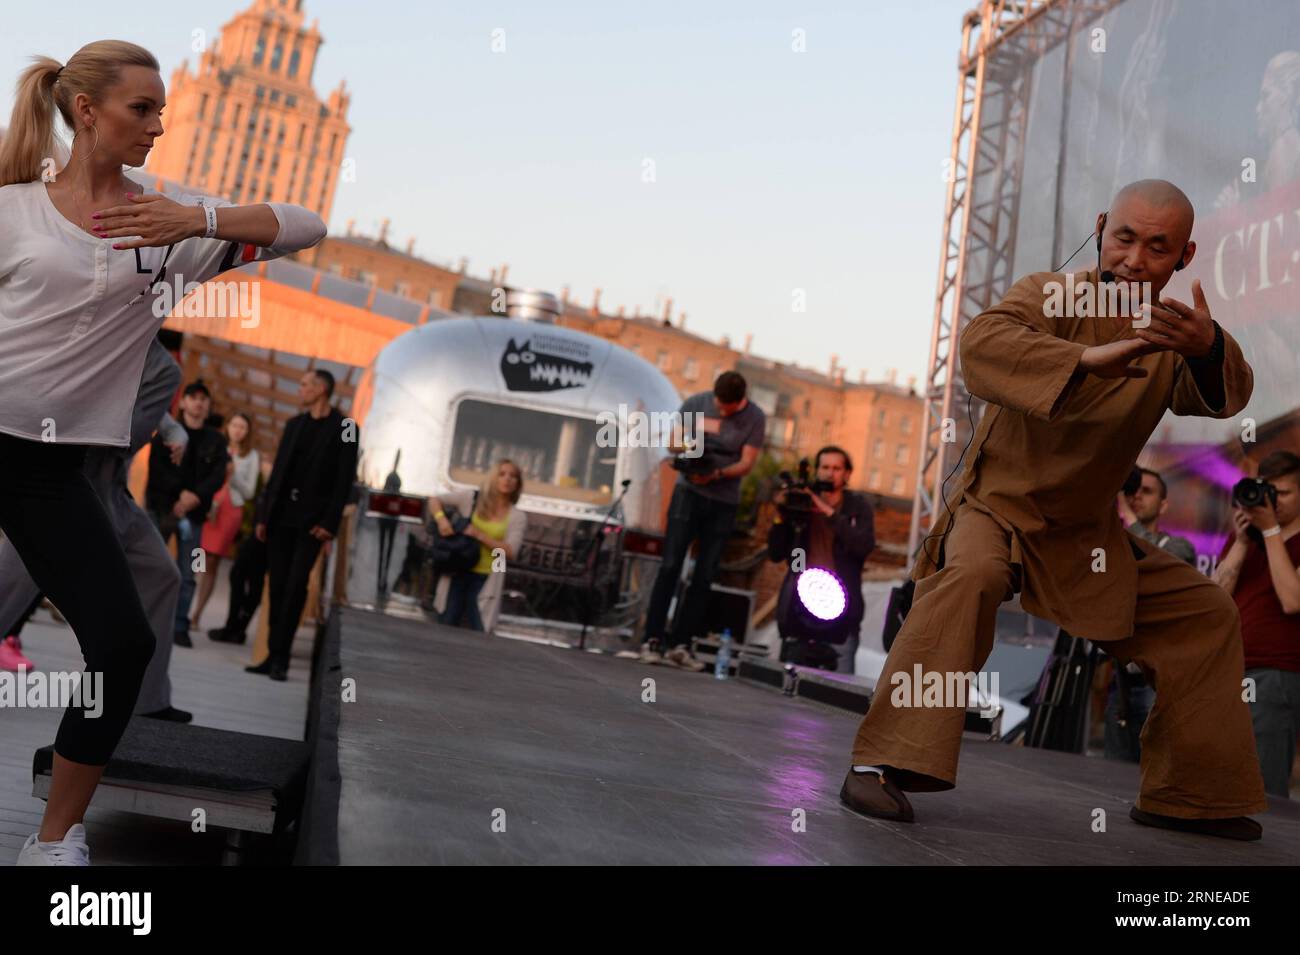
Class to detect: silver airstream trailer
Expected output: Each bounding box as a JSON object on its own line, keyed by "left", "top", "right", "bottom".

{"left": 341, "top": 290, "right": 681, "bottom": 651}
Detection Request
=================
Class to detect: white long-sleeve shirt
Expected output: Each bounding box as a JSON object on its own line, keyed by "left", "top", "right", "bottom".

{"left": 227, "top": 448, "right": 261, "bottom": 508}
{"left": 0, "top": 181, "right": 326, "bottom": 446}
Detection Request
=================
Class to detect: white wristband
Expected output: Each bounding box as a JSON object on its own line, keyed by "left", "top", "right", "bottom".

{"left": 203, "top": 203, "right": 218, "bottom": 239}
{"left": 1261, "top": 525, "right": 1282, "bottom": 538}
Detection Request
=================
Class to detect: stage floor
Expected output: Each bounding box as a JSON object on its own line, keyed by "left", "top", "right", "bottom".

{"left": 335, "top": 608, "right": 1300, "bottom": 865}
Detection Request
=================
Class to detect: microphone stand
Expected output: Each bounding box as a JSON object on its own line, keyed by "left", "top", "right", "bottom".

{"left": 578, "top": 478, "right": 632, "bottom": 651}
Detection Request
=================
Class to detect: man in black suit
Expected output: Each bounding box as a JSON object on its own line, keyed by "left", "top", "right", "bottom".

{"left": 246, "top": 369, "right": 358, "bottom": 681}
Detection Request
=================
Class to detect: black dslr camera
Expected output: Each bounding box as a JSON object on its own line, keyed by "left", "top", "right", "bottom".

{"left": 670, "top": 449, "right": 723, "bottom": 476}
{"left": 776, "top": 458, "right": 833, "bottom": 515}
{"left": 1232, "top": 477, "right": 1279, "bottom": 510}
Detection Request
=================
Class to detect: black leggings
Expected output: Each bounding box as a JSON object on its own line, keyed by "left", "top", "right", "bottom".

{"left": 0, "top": 434, "right": 154, "bottom": 764}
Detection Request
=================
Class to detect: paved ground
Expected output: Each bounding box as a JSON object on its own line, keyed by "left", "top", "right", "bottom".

{"left": 335, "top": 608, "right": 1300, "bottom": 865}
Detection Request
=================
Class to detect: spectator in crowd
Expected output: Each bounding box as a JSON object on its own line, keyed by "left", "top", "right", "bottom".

{"left": 1213, "top": 450, "right": 1300, "bottom": 797}
{"left": 767, "top": 445, "right": 876, "bottom": 673}
{"left": 1107, "top": 467, "right": 1197, "bottom": 762}
{"left": 429, "top": 459, "right": 527, "bottom": 633}
{"left": 144, "top": 379, "right": 229, "bottom": 647}
{"left": 631, "top": 371, "right": 765, "bottom": 671}
{"left": 190, "top": 412, "right": 260, "bottom": 629}
{"left": 246, "top": 370, "right": 358, "bottom": 681}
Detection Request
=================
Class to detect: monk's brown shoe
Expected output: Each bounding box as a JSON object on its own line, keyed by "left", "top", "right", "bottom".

{"left": 1129, "top": 806, "right": 1261, "bottom": 842}
{"left": 839, "top": 768, "right": 915, "bottom": 823}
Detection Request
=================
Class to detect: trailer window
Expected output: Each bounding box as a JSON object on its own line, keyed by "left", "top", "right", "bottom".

{"left": 448, "top": 399, "right": 616, "bottom": 504}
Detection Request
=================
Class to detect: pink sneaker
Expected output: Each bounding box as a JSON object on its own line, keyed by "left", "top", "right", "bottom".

{"left": 0, "top": 636, "right": 33, "bottom": 671}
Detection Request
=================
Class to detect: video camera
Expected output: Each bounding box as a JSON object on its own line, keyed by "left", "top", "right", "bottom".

{"left": 1232, "top": 477, "right": 1279, "bottom": 510}
{"left": 776, "top": 458, "right": 834, "bottom": 516}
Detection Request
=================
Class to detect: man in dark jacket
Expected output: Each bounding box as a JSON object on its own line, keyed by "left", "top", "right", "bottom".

{"left": 767, "top": 445, "right": 876, "bottom": 672}
{"left": 145, "top": 379, "right": 230, "bottom": 647}
{"left": 246, "top": 369, "right": 359, "bottom": 681}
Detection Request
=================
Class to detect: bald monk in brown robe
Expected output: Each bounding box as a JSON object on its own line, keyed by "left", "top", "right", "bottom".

{"left": 841, "top": 180, "right": 1268, "bottom": 840}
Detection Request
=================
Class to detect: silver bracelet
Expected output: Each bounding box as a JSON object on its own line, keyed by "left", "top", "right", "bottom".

{"left": 203, "top": 203, "right": 218, "bottom": 239}
{"left": 1261, "top": 525, "right": 1282, "bottom": 538}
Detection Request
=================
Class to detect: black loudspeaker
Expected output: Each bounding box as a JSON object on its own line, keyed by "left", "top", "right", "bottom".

{"left": 671, "top": 581, "right": 753, "bottom": 643}
{"left": 881, "top": 579, "right": 915, "bottom": 653}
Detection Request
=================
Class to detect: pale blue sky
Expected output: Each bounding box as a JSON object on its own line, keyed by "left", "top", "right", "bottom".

{"left": 2, "top": 0, "right": 974, "bottom": 384}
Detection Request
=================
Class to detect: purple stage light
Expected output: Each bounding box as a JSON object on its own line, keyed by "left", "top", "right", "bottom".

{"left": 796, "top": 567, "right": 847, "bottom": 621}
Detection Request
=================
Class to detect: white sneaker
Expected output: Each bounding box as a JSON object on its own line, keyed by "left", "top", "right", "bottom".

{"left": 16, "top": 824, "right": 90, "bottom": 866}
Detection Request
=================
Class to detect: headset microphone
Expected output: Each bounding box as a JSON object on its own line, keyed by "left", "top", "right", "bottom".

{"left": 1096, "top": 213, "right": 1116, "bottom": 282}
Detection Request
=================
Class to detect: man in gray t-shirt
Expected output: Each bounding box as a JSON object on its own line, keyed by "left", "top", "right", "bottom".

{"left": 1106, "top": 466, "right": 1196, "bottom": 762}
{"left": 634, "top": 372, "right": 766, "bottom": 670}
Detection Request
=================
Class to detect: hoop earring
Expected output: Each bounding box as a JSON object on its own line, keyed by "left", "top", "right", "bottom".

{"left": 70, "top": 124, "right": 99, "bottom": 161}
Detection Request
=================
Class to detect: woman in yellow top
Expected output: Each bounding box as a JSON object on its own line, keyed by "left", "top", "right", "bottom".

{"left": 429, "top": 460, "right": 527, "bottom": 632}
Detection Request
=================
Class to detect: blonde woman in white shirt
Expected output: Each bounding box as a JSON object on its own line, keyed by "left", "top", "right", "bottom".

{"left": 192, "top": 412, "right": 260, "bottom": 630}
{"left": 0, "top": 40, "right": 325, "bottom": 865}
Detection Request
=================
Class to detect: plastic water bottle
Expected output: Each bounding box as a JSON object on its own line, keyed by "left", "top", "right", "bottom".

{"left": 714, "top": 629, "right": 733, "bottom": 681}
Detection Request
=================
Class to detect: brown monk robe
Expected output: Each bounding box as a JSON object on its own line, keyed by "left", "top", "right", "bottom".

{"left": 846, "top": 249, "right": 1268, "bottom": 831}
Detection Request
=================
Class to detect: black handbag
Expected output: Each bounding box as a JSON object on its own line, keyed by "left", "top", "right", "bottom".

{"left": 428, "top": 495, "right": 482, "bottom": 573}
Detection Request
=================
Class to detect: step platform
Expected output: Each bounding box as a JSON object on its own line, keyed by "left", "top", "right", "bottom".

{"left": 32, "top": 719, "right": 308, "bottom": 864}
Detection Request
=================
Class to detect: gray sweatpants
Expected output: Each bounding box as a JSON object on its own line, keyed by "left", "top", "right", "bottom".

{"left": 0, "top": 499, "right": 180, "bottom": 715}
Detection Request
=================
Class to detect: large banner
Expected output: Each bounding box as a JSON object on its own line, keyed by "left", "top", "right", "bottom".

{"left": 1009, "top": 0, "right": 1300, "bottom": 558}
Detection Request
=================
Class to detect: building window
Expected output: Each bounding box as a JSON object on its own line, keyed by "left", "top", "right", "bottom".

{"left": 253, "top": 33, "right": 266, "bottom": 66}
{"left": 198, "top": 93, "right": 209, "bottom": 120}
{"left": 869, "top": 469, "right": 881, "bottom": 489}
{"left": 232, "top": 103, "right": 242, "bottom": 129}
{"left": 896, "top": 444, "right": 908, "bottom": 465}
{"left": 822, "top": 420, "right": 831, "bottom": 440}
{"left": 285, "top": 94, "right": 298, "bottom": 108}
{"left": 427, "top": 288, "right": 443, "bottom": 309}
{"left": 356, "top": 270, "right": 377, "bottom": 286}
{"left": 255, "top": 85, "right": 265, "bottom": 101}
{"left": 877, "top": 409, "right": 887, "bottom": 427}
{"left": 271, "top": 43, "right": 284, "bottom": 72}
{"left": 683, "top": 358, "right": 698, "bottom": 381}
{"left": 901, "top": 414, "right": 912, "bottom": 435}
{"left": 657, "top": 350, "right": 671, "bottom": 372}
{"left": 873, "top": 439, "right": 883, "bottom": 459}
{"left": 803, "top": 398, "right": 811, "bottom": 416}
{"left": 270, "top": 89, "right": 281, "bottom": 103}
{"left": 891, "top": 474, "right": 905, "bottom": 495}
{"left": 328, "top": 264, "right": 344, "bottom": 276}
{"left": 394, "top": 281, "right": 410, "bottom": 298}
{"left": 288, "top": 49, "right": 301, "bottom": 78}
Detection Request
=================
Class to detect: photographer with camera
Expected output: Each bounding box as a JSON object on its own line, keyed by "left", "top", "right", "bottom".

{"left": 767, "top": 446, "right": 876, "bottom": 672}
{"left": 634, "top": 371, "right": 765, "bottom": 670}
{"left": 1107, "top": 467, "right": 1196, "bottom": 762}
{"left": 1213, "top": 450, "right": 1300, "bottom": 797}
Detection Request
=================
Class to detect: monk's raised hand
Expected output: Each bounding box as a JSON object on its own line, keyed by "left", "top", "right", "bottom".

{"left": 1137, "top": 280, "right": 1216, "bottom": 358}
{"left": 1079, "top": 338, "right": 1159, "bottom": 379}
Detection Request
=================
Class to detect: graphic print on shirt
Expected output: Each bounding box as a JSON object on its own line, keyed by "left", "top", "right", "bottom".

{"left": 125, "top": 244, "right": 175, "bottom": 307}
